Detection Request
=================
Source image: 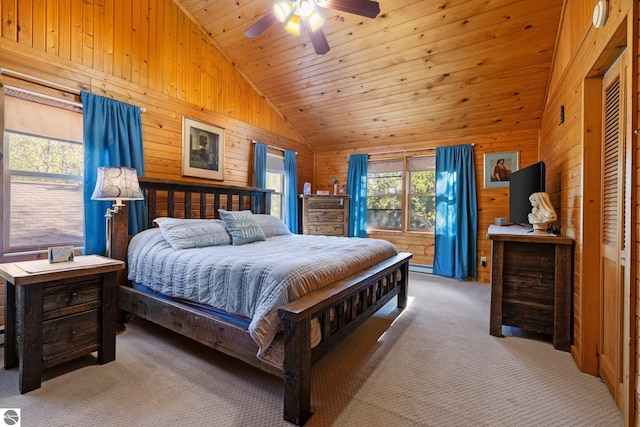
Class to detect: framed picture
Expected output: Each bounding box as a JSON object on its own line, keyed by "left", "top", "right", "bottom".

{"left": 484, "top": 151, "right": 519, "bottom": 188}
{"left": 182, "top": 117, "right": 225, "bottom": 180}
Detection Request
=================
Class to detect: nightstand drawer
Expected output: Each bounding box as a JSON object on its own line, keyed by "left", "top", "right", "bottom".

{"left": 42, "top": 309, "right": 100, "bottom": 363}
{"left": 43, "top": 276, "right": 102, "bottom": 320}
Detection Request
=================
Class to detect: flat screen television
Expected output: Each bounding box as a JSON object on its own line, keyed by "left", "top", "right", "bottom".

{"left": 509, "top": 161, "right": 546, "bottom": 226}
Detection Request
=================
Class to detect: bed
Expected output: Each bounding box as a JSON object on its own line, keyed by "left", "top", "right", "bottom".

{"left": 113, "top": 177, "right": 412, "bottom": 425}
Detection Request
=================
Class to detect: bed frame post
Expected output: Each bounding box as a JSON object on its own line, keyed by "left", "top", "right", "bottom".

{"left": 112, "top": 204, "right": 129, "bottom": 285}
{"left": 282, "top": 316, "right": 312, "bottom": 426}
{"left": 398, "top": 259, "right": 409, "bottom": 309}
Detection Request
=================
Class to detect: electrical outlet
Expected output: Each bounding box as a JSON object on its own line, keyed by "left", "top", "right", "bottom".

{"left": 481, "top": 256, "right": 487, "bottom": 267}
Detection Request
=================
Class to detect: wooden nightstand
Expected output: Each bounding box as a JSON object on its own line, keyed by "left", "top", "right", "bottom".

{"left": 0, "top": 255, "right": 125, "bottom": 393}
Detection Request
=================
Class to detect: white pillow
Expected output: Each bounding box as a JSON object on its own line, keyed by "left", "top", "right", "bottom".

{"left": 253, "top": 214, "right": 292, "bottom": 237}
{"left": 153, "top": 217, "right": 231, "bottom": 250}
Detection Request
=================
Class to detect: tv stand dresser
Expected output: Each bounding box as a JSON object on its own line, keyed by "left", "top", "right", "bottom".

{"left": 487, "top": 225, "right": 573, "bottom": 351}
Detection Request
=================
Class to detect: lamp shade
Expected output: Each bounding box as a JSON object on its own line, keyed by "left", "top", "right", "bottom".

{"left": 91, "top": 166, "right": 144, "bottom": 201}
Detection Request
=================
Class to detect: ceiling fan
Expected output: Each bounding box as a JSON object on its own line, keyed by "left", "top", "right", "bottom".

{"left": 245, "top": 0, "right": 381, "bottom": 55}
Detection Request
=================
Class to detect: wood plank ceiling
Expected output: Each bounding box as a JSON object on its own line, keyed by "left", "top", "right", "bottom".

{"left": 176, "top": 0, "right": 563, "bottom": 153}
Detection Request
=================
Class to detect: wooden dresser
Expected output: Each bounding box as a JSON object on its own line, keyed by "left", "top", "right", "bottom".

{"left": 487, "top": 225, "right": 573, "bottom": 351}
{"left": 301, "top": 194, "right": 350, "bottom": 236}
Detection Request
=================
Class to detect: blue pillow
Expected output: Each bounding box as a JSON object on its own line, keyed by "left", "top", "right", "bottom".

{"left": 218, "top": 209, "right": 267, "bottom": 245}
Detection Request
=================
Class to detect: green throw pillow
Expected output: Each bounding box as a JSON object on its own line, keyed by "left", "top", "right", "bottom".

{"left": 218, "top": 209, "right": 267, "bottom": 245}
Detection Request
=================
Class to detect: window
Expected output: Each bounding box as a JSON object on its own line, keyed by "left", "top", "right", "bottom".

{"left": 407, "top": 157, "right": 436, "bottom": 229}
{"left": 367, "top": 159, "right": 403, "bottom": 229}
{"left": 2, "top": 90, "right": 84, "bottom": 259}
{"left": 367, "top": 155, "right": 435, "bottom": 231}
{"left": 266, "top": 153, "right": 285, "bottom": 219}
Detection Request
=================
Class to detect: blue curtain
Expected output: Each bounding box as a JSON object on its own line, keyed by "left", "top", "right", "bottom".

{"left": 347, "top": 154, "right": 368, "bottom": 237}
{"left": 82, "top": 91, "right": 146, "bottom": 255}
{"left": 253, "top": 142, "right": 267, "bottom": 188}
{"left": 284, "top": 150, "right": 299, "bottom": 233}
{"left": 433, "top": 144, "right": 478, "bottom": 279}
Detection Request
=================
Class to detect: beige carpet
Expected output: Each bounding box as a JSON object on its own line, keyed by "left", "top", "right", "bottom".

{"left": 0, "top": 272, "right": 623, "bottom": 426}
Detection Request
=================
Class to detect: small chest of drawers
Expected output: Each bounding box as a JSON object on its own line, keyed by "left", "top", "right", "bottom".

{"left": 1, "top": 255, "right": 124, "bottom": 393}
{"left": 301, "top": 194, "right": 350, "bottom": 236}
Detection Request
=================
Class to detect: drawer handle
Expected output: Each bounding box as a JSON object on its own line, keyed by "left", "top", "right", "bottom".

{"left": 71, "top": 330, "right": 77, "bottom": 337}
{"left": 68, "top": 292, "right": 78, "bottom": 301}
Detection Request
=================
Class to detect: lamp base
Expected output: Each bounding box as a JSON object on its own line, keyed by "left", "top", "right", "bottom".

{"left": 104, "top": 206, "right": 117, "bottom": 258}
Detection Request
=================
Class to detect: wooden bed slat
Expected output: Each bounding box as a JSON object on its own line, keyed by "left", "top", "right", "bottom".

{"left": 146, "top": 189, "right": 157, "bottom": 228}
{"left": 199, "top": 193, "right": 206, "bottom": 218}
{"left": 184, "top": 192, "right": 192, "bottom": 218}
{"left": 167, "top": 190, "right": 175, "bottom": 217}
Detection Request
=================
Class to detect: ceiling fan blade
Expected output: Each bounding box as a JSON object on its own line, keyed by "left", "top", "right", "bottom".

{"left": 322, "top": 0, "right": 380, "bottom": 19}
{"left": 245, "top": 12, "right": 277, "bottom": 38}
{"left": 309, "top": 28, "right": 330, "bottom": 55}
{"left": 303, "top": 18, "right": 330, "bottom": 55}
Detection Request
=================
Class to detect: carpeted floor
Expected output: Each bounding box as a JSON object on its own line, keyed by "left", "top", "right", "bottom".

{"left": 0, "top": 272, "right": 623, "bottom": 426}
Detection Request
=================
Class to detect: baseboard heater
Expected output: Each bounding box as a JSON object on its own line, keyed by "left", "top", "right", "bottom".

{"left": 409, "top": 263, "right": 433, "bottom": 274}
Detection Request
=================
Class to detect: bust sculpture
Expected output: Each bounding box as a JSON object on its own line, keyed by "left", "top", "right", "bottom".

{"left": 528, "top": 192, "right": 557, "bottom": 234}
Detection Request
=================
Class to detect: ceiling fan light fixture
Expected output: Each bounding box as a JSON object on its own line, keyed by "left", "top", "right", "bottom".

{"left": 284, "top": 14, "right": 301, "bottom": 35}
{"left": 299, "top": 0, "right": 315, "bottom": 17}
{"left": 273, "top": 2, "right": 292, "bottom": 23}
{"left": 307, "top": 12, "right": 325, "bottom": 32}
{"left": 245, "top": 0, "right": 380, "bottom": 55}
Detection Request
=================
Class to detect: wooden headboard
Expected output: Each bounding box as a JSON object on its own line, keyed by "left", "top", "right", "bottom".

{"left": 112, "top": 177, "right": 273, "bottom": 265}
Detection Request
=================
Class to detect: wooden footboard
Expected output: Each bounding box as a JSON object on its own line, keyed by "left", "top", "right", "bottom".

{"left": 279, "top": 252, "right": 411, "bottom": 425}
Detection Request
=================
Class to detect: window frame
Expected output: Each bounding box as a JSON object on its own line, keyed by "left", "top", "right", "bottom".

{"left": 367, "top": 157, "right": 405, "bottom": 231}
{"left": 406, "top": 156, "right": 436, "bottom": 232}
{"left": 367, "top": 154, "right": 435, "bottom": 233}
{"left": 0, "top": 86, "right": 85, "bottom": 262}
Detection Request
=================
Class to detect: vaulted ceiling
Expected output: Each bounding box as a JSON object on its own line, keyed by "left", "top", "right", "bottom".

{"left": 176, "top": 0, "right": 564, "bottom": 152}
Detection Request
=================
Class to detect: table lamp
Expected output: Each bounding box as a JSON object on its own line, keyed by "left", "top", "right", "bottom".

{"left": 91, "top": 166, "right": 144, "bottom": 258}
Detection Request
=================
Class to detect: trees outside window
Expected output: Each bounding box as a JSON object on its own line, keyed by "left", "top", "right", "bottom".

{"left": 367, "top": 156, "right": 435, "bottom": 232}
{"left": 266, "top": 153, "right": 285, "bottom": 219}
{"left": 266, "top": 170, "right": 283, "bottom": 219}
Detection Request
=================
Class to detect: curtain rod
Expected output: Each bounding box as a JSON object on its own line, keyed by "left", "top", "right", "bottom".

{"left": 368, "top": 143, "right": 474, "bottom": 156}
{"left": 0, "top": 67, "right": 146, "bottom": 112}
{"left": 5, "top": 85, "right": 83, "bottom": 109}
{"left": 0, "top": 67, "right": 81, "bottom": 94}
{"left": 252, "top": 140, "right": 297, "bottom": 154}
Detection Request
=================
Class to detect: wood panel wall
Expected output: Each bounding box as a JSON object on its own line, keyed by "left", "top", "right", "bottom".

{"left": 0, "top": 0, "right": 314, "bottom": 188}
{"left": 540, "top": 0, "right": 637, "bottom": 423}
{"left": 314, "top": 129, "right": 539, "bottom": 283}
{"left": 0, "top": 1, "right": 315, "bottom": 328}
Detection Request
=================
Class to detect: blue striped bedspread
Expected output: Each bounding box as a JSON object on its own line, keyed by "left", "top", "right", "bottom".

{"left": 127, "top": 228, "right": 398, "bottom": 356}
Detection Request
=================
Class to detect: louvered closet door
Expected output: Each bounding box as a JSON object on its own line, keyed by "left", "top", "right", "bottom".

{"left": 599, "top": 56, "right": 626, "bottom": 409}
